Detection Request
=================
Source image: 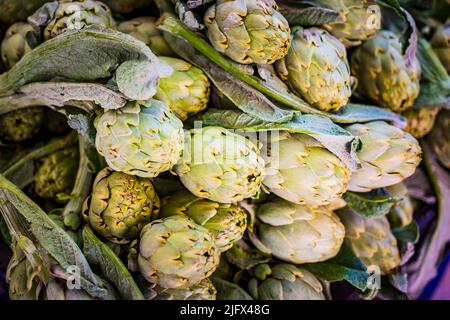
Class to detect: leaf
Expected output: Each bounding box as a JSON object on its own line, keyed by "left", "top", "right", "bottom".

{"left": 344, "top": 191, "right": 397, "bottom": 218}
{"left": 225, "top": 239, "right": 271, "bottom": 270}
{"left": 392, "top": 221, "right": 420, "bottom": 244}
{"left": 82, "top": 226, "right": 144, "bottom": 300}
{"left": 0, "top": 26, "right": 167, "bottom": 100}
{"left": 211, "top": 277, "right": 253, "bottom": 300}
{"left": 278, "top": 3, "right": 341, "bottom": 27}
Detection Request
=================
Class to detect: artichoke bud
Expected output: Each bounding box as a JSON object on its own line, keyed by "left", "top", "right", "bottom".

{"left": 337, "top": 208, "right": 400, "bottom": 275}
{"left": 253, "top": 263, "right": 272, "bottom": 281}
{"left": 0, "top": 22, "right": 36, "bottom": 69}
{"left": 117, "top": 16, "right": 174, "bottom": 56}
{"left": 154, "top": 57, "right": 211, "bottom": 121}
{"left": 276, "top": 26, "right": 353, "bottom": 111}
{"left": 146, "top": 278, "right": 217, "bottom": 300}
{"left": 431, "top": 21, "right": 450, "bottom": 73}
{"left": 138, "top": 215, "right": 221, "bottom": 289}
{"left": 350, "top": 31, "right": 421, "bottom": 112}
{"left": 253, "top": 197, "right": 345, "bottom": 264}
{"left": 204, "top": 0, "right": 291, "bottom": 64}
{"left": 174, "top": 126, "right": 266, "bottom": 203}
{"left": 249, "top": 263, "right": 325, "bottom": 300}
{"left": 34, "top": 146, "right": 79, "bottom": 202}
{"left": 0, "top": 107, "right": 45, "bottom": 142}
{"left": 86, "top": 167, "right": 160, "bottom": 244}
{"left": 430, "top": 109, "right": 450, "bottom": 169}
{"left": 402, "top": 107, "right": 440, "bottom": 139}
{"left": 314, "top": 0, "right": 381, "bottom": 47}
{"left": 345, "top": 121, "right": 422, "bottom": 192}
{"left": 160, "top": 190, "right": 248, "bottom": 252}
{"left": 385, "top": 182, "right": 413, "bottom": 228}
{"left": 95, "top": 99, "right": 184, "bottom": 178}
{"left": 42, "top": 0, "right": 117, "bottom": 40}
{"left": 262, "top": 132, "right": 350, "bottom": 207}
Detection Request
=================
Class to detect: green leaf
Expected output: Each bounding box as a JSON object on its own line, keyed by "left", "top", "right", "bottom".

{"left": 344, "top": 191, "right": 397, "bottom": 218}
{"left": 225, "top": 239, "right": 271, "bottom": 270}
{"left": 211, "top": 277, "right": 253, "bottom": 300}
{"left": 392, "top": 221, "right": 420, "bottom": 244}
{"left": 278, "top": 4, "right": 341, "bottom": 27}
{"left": 82, "top": 226, "right": 145, "bottom": 300}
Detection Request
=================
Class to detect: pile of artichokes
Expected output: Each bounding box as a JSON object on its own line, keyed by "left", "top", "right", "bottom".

{"left": 0, "top": 0, "right": 449, "bottom": 301}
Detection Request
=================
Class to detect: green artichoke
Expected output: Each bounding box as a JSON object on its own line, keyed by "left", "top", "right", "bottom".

{"left": 174, "top": 126, "right": 265, "bottom": 203}
{"left": 248, "top": 263, "right": 325, "bottom": 300}
{"left": 204, "top": 0, "right": 291, "bottom": 64}
{"left": 351, "top": 31, "right": 421, "bottom": 112}
{"left": 43, "top": 0, "right": 116, "bottom": 40}
{"left": 117, "top": 16, "right": 174, "bottom": 57}
{"left": 402, "top": 107, "right": 440, "bottom": 139}
{"left": 314, "top": 0, "right": 381, "bottom": 47}
{"left": 386, "top": 182, "right": 413, "bottom": 228}
{"left": 431, "top": 21, "right": 450, "bottom": 73}
{"left": 34, "top": 146, "right": 79, "bottom": 201}
{"left": 345, "top": 121, "right": 422, "bottom": 192}
{"left": 337, "top": 208, "right": 400, "bottom": 274}
{"left": 0, "top": 0, "right": 49, "bottom": 25}
{"left": 85, "top": 167, "right": 160, "bottom": 244}
{"left": 253, "top": 197, "right": 345, "bottom": 264}
{"left": 138, "top": 215, "right": 220, "bottom": 289}
{"left": 276, "top": 27, "right": 353, "bottom": 111}
{"left": 154, "top": 57, "right": 211, "bottom": 121}
{"left": 95, "top": 99, "right": 184, "bottom": 178}
{"left": 160, "top": 190, "right": 247, "bottom": 252}
{"left": 0, "top": 107, "right": 44, "bottom": 142}
{"left": 430, "top": 109, "right": 450, "bottom": 169}
{"left": 262, "top": 132, "right": 350, "bottom": 207}
{"left": 146, "top": 278, "right": 217, "bottom": 300}
{"left": 0, "top": 22, "right": 35, "bottom": 69}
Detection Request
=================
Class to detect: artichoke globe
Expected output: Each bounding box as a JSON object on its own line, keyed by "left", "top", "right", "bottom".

{"left": 84, "top": 167, "right": 160, "bottom": 244}
{"left": 42, "top": 0, "right": 117, "bottom": 40}
{"left": 154, "top": 57, "right": 211, "bottom": 121}
{"left": 430, "top": 109, "right": 450, "bottom": 169}
{"left": 174, "top": 126, "right": 265, "bottom": 203}
{"left": 95, "top": 99, "right": 184, "bottom": 178}
{"left": 117, "top": 17, "right": 174, "bottom": 57}
{"left": 402, "top": 107, "right": 440, "bottom": 139}
{"left": 385, "top": 182, "right": 413, "bottom": 228}
{"left": 0, "top": 107, "right": 44, "bottom": 142}
{"left": 248, "top": 263, "right": 325, "bottom": 300}
{"left": 34, "top": 146, "right": 79, "bottom": 201}
{"left": 431, "top": 21, "right": 450, "bottom": 73}
{"left": 314, "top": 0, "right": 381, "bottom": 47}
{"left": 262, "top": 132, "right": 350, "bottom": 207}
{"left": 275, "top": 26, "right": 353, "bottom": 112}
{"left": 345, "top": 121, "right": 422, "bottom": 192}
{"left": 138, "top": 215, "right": 221, "bottom": 289}
{"left": 145, "top": 278, "right": 217, "bottom": 300}
{"left": 351, "top": 31, "right": 421, "bottom": 112}
{"left": 1, "top": 22, "right": 35, "bottom": 69}
{"left": 337, "top": 208, "right": 400, "bottom": 275}
{"left": 204, "top": 0, "right": 291, "bottom": 64}
{"left": 252, "top": 197, "right": 345, "bottom": 264}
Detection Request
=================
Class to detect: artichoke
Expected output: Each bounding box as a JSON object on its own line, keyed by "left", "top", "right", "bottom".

{"left": 252, "top": 197, "right": 345, "bottom": 264}
{"left": 204, "top": 0, "right": 291, "bottom": 64}
{"left": 275, "top": 26, "right": 353, "bottom": 112}
{"left": 262, "top": 132, "right": 350, "bottom": 207}
{"left": 0, "top": 107, "right": 44, "bottom": 142}
{"left": 42, "top": 0, "right": 116, "bottom": 40}
{"left": 351, "top": 31, "right": 421, "bottom": 112}
{"left": 314, "top": 0, "right": 381, "bottom": 47}
{"left": 248, "top": 263, "right": 325, "bottom": 300}
{"left": 430, "top": 109, "right": 450, "bottom": 169}
{"left": 154, "top": 57, "right": 211, "bottom": 121}
{"left": 402, "top": 107, "right": 440, "bottom": 139}
{"left": 146, "top": 278, "right": 217, "bottom": 300}
{"left": 337, "top": 208, "right": 400, "bottom": 274}
{"left": 431, "top": 21, "right": 450, "bottom": 73}
{"left": 160, "top": 190, "right": 248, "bottom": 252}
{"left": 0, "top": 0, "right": 49, "bottom": 25}
{"left": 346, "top": 121, "right": 422, "bottom": 192}
{"left": 117, "top": 16, "right": 174, "bottom": 57}
{"left": 34, "top": 146, "right": 79, "bottom": 201}
{"left": 0, "top": 22, "right": 35, "bottom": 69}
{"left": 95, "top": 99, "right": 184, "bottom": 178}
{"left": 138, "top": 215, "right": 220, "bottom": 289}
{"left": 85, "top": 167, "right": 160, "bottom": 244}
{"left": 386, "top": 182, "right": 413, "bottom": 228}
{"left": 174, "top": 126, "right": 265, "bottom": 203}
